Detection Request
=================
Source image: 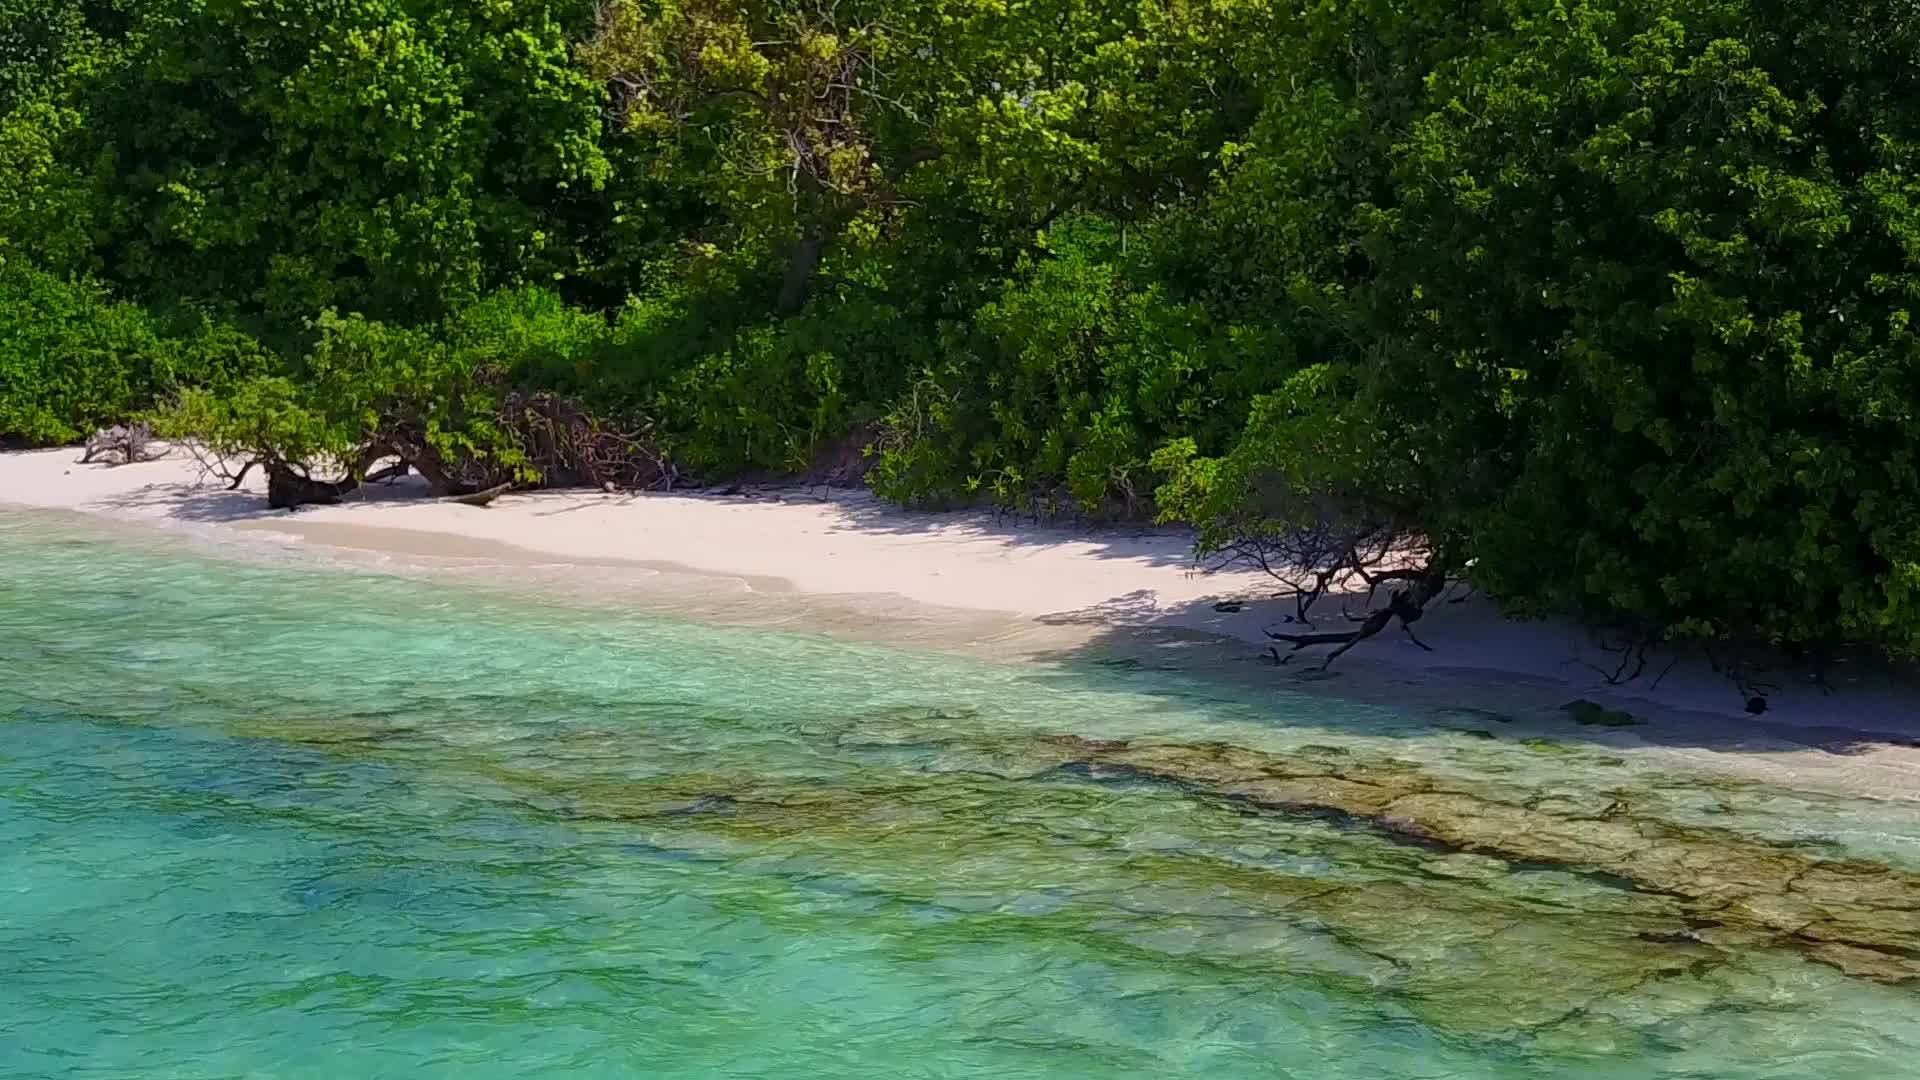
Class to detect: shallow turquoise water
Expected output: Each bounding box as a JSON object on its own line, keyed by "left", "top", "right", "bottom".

{"left": 3, "top": 511, "right": 1918, "bottom": 1078}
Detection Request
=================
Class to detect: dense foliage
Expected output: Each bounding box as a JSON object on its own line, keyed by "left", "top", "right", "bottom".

{"left": 0, "top": 263, "right": 270, "bottom": 444}
{"left": 6, "top": 0, "right": 1920, "bottom": 659}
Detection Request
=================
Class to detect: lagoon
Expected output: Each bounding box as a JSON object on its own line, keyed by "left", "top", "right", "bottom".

{"left": 3, "top": 513, "right": 1917, "bottom": 1078}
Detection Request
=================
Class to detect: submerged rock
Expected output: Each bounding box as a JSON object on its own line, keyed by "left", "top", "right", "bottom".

{"left": 1561, "top": 699, "right": 1641, "bottom": 727}
{"left": 539, "top": 726, "right": 1920, "bottom": 993}
{"left": 1016, "top": 735, "right": 1920, "bottom": 985}
{"left": 246, "top": 703, "right": 1920, "bottom": 1046}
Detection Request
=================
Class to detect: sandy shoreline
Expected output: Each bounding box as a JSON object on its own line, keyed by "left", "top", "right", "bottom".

{"left": 5, "top": 444, "right": 1920, "bottom": 794}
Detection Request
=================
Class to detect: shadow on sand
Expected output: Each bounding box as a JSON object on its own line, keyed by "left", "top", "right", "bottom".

{"left": 1015, "top": 587, "right": 1920, "bottom": 758}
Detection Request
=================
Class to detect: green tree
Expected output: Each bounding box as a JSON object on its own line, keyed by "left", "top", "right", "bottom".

{"left": 0, "top": 0, "right": 115, "bottom": 273}
{"left": 1168, "top": 0, "right": 1920, "bottom": 656}
{"left": 86, "top": 0, "right": 610, "bottom": 323}
{"left": 576, "top": 0, "right": 1267, "bottom": 312}
{"left": 0, "top": 263, "right": 270, "bottom": 444}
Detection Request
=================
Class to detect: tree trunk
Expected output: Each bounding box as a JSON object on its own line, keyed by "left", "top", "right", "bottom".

{"left": 777, "top": 220, "right": 832, "bottom": 314}
{"left": 378, "top": 434, "right": 465, "bottom": 496}
{"left": 405, "top": 452, "right": 462, "bottom": 497}
{"left": 266, "top": 462, "right": 359, "bottom": 509}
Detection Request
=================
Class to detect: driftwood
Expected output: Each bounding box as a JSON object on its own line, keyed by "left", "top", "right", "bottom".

{"left": 79, "top": 423, "right": 160, "bottom": 466}
{"left": 1202, "top": 515, "right": 1419, "bottom": 628}
{"left": 447, "top": 482, "right": 512, "bottom": 507}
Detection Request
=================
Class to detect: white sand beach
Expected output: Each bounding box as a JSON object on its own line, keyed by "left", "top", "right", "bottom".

{"left": 5, "top": 443, "right": 1919, "bottom": 790}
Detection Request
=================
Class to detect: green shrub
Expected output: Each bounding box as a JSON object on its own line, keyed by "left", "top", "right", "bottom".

{"left": 164, "top": 376, "right": 349, "bottom": 476}
{"left": 870, "top": 217, "right": 1281, "bottom": 514}
{"left": 592, "top": 270, "right": 937, "bottom": 479}
{"left": 442, "top": 286, "right": 613, "bottom": 398}
{"left": 0, "top": 264, "right": 270, "bottom": 445}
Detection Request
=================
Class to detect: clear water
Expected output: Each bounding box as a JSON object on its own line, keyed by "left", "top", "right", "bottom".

{"left": 2, "top": 511, "right": 1918, "bottom": 1079}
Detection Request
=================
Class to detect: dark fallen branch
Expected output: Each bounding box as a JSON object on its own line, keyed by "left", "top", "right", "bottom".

{"left": 1202, "top": 517, "right": 1419, "bottom": 628}
{"left": 1264, "top": 567, "right": 1448, "bottom": 670}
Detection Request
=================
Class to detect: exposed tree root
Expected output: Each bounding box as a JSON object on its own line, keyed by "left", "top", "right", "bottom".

{"left": 266, "top": 461, "right": 362, "bottom": 509}
{"left": 183, "top": 390, "right": 675, "bottom": 510}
